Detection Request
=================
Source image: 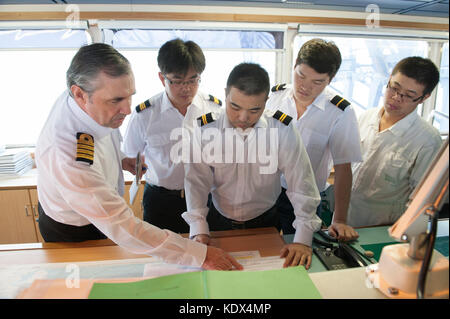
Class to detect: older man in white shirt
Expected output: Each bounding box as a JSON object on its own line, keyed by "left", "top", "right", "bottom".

{"left": 36, "top": 43, "right": 241, "bottom": 271}
{"left": 348, "top": 56, "right": 442, "bottom": 227}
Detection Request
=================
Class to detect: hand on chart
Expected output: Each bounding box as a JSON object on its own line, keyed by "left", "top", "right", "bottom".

{"left": 202, "top": 246, "right": 243, "bottom": 271}
{"left": 280, "top": 243, "right": 313, "bottom": 269}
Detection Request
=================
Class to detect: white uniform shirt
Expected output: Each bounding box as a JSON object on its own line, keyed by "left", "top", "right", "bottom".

{"left": 347, "top": 107, "right": 442, "bottom": 227}
{"left": 182, "top": 108, "right": 322, "bottom": 246}
{"left": 266, "top": 85, "right": 362, "bottom": 191}
{"left": 35, "top": 91, "right": 206, "bottom": 267}
{"left": 122, "top": 91, "right": 221, "bottom": 190}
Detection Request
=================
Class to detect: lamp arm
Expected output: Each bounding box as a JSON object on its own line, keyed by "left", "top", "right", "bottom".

{"left": 416, "top": 209, "right": 439, "bottom": 299}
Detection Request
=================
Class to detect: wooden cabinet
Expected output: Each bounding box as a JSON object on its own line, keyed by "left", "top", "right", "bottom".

{"left": 0, "top": 183, "right": 145, "bottom": 244}
{"left": 0, "top": 189, "right": 41, "bottom": 244}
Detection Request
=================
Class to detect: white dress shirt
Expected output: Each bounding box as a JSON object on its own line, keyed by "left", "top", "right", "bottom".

{"left": 122, "top": 91, "right": 221, "bottom": 190}
{"left": 182, "top": 108, "right": 322, "bottom": 246}
{"left": 35, "top": 90, "right": 206, "bottom": 267}
{"left": 266, "top": 85, "right": 362, "bottom": 191}
{"left": 347, "top": 107, "right": 442, "bottom": 227}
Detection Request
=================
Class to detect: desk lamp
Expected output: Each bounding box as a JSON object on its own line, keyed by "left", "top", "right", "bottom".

{"left": 367, "top": 138, "right": 449, "bottom": 299}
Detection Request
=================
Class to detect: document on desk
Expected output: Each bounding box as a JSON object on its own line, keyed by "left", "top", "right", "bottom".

{"left": 142, "top": 251, "right": 283, "bottom": 278}
{"left": 89, "top": 264, "right": 322, "bottom": 299}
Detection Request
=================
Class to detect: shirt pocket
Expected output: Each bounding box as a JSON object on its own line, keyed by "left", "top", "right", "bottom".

{"left": 381, "top": 154, "right": 411, "bottom": 187}
{"left": 301, "top": 128, "right": 328, "bottom": 161}
{"left": 146, "top": 134, "right": 171, "bottom": 147}
{"left": 145, "top": 134, "right": 173, "bottom": 163}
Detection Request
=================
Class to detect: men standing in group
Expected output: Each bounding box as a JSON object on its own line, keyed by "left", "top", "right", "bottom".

{"left": 266, "top": 38, "right": 362, "bottom": 241}
{"left": 36, "top": 43, "right": 241, "bottom": 271}
{"left": 123, "top": 39, "right": 222, "bottom": 234}
{"left": 182, "top": 63, "right": 322, "bottom": 269}
{"left": 348, "top": 56, "right": 442, "bottom": 227}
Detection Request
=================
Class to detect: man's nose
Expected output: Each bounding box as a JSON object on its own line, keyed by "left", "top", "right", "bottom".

{"left": 121, "top": 98, "right": 132, "bottom": 115}
{"left": 238, "top": 111, "right": 249, "bottom": 122}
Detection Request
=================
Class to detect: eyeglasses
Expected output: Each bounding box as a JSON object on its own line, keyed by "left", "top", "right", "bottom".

{"left": 163, "top": 74, "right": 201, "bottom": 88}
{"left": 386, "top": 81, "right": 424, "bottom": 103}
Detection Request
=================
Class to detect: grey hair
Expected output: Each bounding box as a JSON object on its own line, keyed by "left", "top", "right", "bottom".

{"left": 66, "top": 43, "right": 132, "bottom": 97}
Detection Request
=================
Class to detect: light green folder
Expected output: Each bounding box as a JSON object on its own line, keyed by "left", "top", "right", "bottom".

{"left": 88, "top": 266, "right": 322, "bottom": 299}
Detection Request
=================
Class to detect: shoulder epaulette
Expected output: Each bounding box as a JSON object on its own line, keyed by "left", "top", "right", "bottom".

{"left": 135, "top": 99, "right": 152, "bottom": 113}
{"left": 197, "top": 112, "right": 215, "bottom": 127}
{"left": 76, "top": 132, "right": 94, "bottom": 165}
{"left": 208, "top": 94, "right": 222, "bottom": 106}
{"left": 272, "top": 110, "right": 292, "bottom": 126}
{"left": 330, "top": 95, "right": 350, "bottom": 111}
{"left": 271, "top": 83, "right": 286, "bottom": 92}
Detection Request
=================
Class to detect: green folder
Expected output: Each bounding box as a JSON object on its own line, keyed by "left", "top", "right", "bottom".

{"left": 88, "top": 266, "right": 322, "bottom": 299}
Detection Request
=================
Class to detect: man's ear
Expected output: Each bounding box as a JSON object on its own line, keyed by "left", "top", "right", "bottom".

{"left": 158, "top": 72, "right": 166, "bottom": 87}
{"left": 420, "top": 93, "right": 431, "bottom": 103}
{"left": 71, "top": 85, "right": 88, "bottom": 108}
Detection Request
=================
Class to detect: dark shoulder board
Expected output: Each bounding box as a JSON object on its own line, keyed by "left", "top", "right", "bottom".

{"left": 272, "top": 110, "right": 292, "bottom": 126}
{"left": 135, "top": 99, "right": 152, "bottom": 113}
{"left": 208, "top": 94, "right": 222, "bottom": 106}
{"left": 197, "top": 112, "right": 215, "bottom": 127}
{"left": 271, "top": 83, "right": 286, "bottom": 92}
{"left": 330, "top": 95, "right": 350, "bottom": 111}
{"left": 76, "top": 132, "right": 94, "bottom": 165}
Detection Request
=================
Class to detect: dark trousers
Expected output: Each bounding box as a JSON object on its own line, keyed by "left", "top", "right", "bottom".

{"left": 142, "top": 183, "right": 189, "bottom": 234}
{"left": 38, "top": 202, "right": 106, "bottom": 242}
{"left": 207, "top": 201, "right": 281, "bottom": 231}
{"left": 276, "top": 187, "right": 330, "bottom": 234}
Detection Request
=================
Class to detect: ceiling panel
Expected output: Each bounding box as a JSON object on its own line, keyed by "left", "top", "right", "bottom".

{"left": 0, "top": 0, "right": 448, "bottom": 18}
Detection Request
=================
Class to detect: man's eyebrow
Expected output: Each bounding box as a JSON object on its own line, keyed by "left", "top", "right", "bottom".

{"left": 392, "top": 81, "right": 419, "bottom": 95}
{"left": 172, "top": 74, "right": 199, "bottom": 79}
{"left": 109, "top": 91, "right": 136, "bottom": 101}
{"left": 231, "top": 101, "right": 262, "bottom": 110}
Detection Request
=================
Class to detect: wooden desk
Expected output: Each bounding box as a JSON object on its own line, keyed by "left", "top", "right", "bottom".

{"left": 0, "top": 227, "right": 285, "bottom": 265}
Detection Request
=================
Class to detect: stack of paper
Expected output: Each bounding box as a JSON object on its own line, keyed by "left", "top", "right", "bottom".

{"left": 0, "top": 148, "right": 33, "bottom": 177}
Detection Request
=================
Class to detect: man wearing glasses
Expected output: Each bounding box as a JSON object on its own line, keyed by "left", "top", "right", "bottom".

{"left": 123, "top": 39, "right": 222, "bottom": 233}
{"left": 347, "top": 56, "right": 442, "bottom": 227}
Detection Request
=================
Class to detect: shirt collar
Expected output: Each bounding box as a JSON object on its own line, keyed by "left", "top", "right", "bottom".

{"left": 286, "top": 86, "right": 327, "bottom": 112}
{"left": 67, "top": 91, "right": 113, "bottom": 139}
{"left": 311, "top": 88, "right": 329, "bottom": 111}
{"left": 161, "top": 91, "right": 204, "bottom": 114}
{"left": 377, "top": 106, "right": 419, "bottom": 136}
{"left": 161, "top": 92, "right": 174, "bottom": 113}
{"left": 221, "top": 109, "right": 269, "bottom": 131}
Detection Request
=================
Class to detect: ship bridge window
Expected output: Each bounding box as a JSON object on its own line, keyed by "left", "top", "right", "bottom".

{"left": 0, "top": 29, "right": 91, "bottom": 146}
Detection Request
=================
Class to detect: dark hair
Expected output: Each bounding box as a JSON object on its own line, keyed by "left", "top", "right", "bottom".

{"left": 295, "top": 38, "right": 342, "bottom": 80}
{"left": 157, "top": 38, "right": 205, "bottom": 76}
{"left": 66, "top": 43, "right": 131, "bottom": 97}
{"left": 391, "top": 56, "right": 440, "bottom": 96}
{"left": 225, "top": 63, "right": 270, "bottom": 97}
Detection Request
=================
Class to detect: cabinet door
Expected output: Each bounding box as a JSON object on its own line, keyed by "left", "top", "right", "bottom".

{"left": 28, "top": 189, "right": 44, "bottom": 243}
{"left": 0, "top": 189, "right": 38, "bottom": 244}
{"left": 123, "top": 183, "right": 144, "bottom": 220}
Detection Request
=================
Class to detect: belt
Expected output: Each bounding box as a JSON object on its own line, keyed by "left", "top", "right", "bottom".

{"left": 148, "top": 184, "right": 185, "bottom": 198}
